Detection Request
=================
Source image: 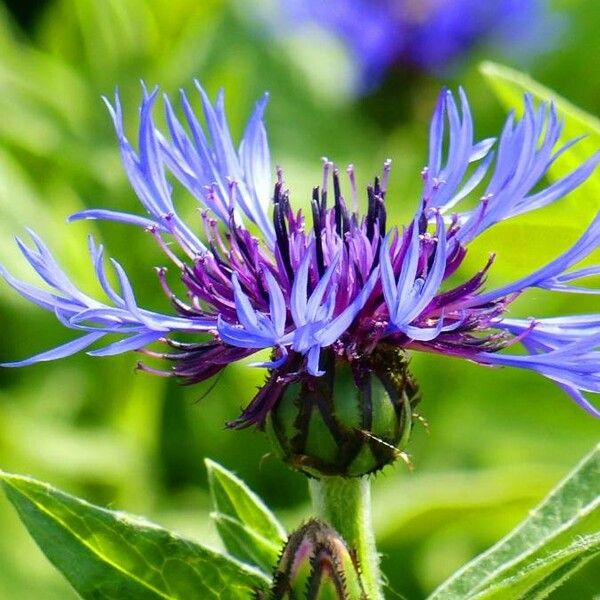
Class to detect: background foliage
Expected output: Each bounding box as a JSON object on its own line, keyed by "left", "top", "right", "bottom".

{"left": 0, "top": 0, "right": 598, "bottom": 598}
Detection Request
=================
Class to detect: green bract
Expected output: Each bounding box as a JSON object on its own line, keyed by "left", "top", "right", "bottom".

{"left": 266, "top": 347, "right": 419, "bottom": 478}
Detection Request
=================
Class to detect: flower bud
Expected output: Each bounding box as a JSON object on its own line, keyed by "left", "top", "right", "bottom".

{"left": 266, "top": 346, "right": 419, "bottom": 478}
{"left": 269, "top": 519, "right": 366, "bottom": 600}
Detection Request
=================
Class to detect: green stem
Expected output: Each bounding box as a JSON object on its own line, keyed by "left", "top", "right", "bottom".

{"left": 309, "top": 476, "right": 383, "bottom": 600}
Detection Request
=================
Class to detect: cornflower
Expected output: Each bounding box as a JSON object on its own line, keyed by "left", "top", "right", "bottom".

{"left": 281, "top": 0, "right": 550, "bottom": 86}
{"left": 2, "top": 84, "right": 599, "bottom": 474}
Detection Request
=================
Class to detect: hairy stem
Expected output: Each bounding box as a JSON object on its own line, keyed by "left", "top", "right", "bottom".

{"left": 309, "top": 476, "right": 382, "bottom": 599}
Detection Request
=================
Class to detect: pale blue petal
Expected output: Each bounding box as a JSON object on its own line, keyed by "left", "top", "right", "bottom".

{"left": 306, "top": 253, "right": 340, "bottom": 321}
{"left": 400, "top": 319, "right": 445, "bottom": 341}
{"left": 379, "top": 233, "right": 398, "bottom": 313}
{"left": 471, "top": 212, "right": 600, "bottom": 306}
{"left": 316, "top": 266, "right": 379, "bottom": 347}
{"left": 88, "top": 331, "right": 164, "bottom": 356}
{"left": 217, "top": 316, "right": 274, "bottom": 349}
{"left": 249, "top": 346, "right": 288, "bottom": 370}
{"left": 306, "top": 345, "right": 324, "bottom": 376}
{"left": 264, "top": 269, "right": 287, "bottom": 336}
{"left": 231, "top": 273, "right": 260, "bottom": 330}
{"left": 1, "top": 331, "right": 106, "bottom": 367}
{"left": 69, "top": 209, "right": 163, "bottom": 231}
{"left": 291, "top": 246, "right": 312, "bottom": 326}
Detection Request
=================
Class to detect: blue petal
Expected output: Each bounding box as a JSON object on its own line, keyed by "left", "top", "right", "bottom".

{"left": 427, "top": 89, "right": 446, "bottom": 177}
{"left": 306, "top": 253, "right": 340, "bottom": 321}
{"left": 69, "top": 307, "right": 139, "bottom": 327}
{"left": 512, "top": 151, "right": 600, "bottom": 217}
{"left": 393, "top": 219, "right": 421, "bottom": 321}
{"left": 290, "top": 245, "right": 312, "bottom": 326}
{"left": 0, "top": 264, "right": 80, "bottom": 313}
{"left": 471, "top": 212, "right": 600, "bottom": 306}
{"left": 87, "top": 238, "right": 126, "bottom": 307}
{"left": 264, "top": 269, "right": 287, "bottom": 336}
{"left": 316, "top": 266, "right": 379, "bottom": 347}
{"left": 217, "top": 316, "right": 275, "bottom": 349}
{"left": 475, "top": 328, "right": 600, "bottom": 416}
{"left": 401, "top": 212, "right": 448, "bottom": 323}
{"left": 231, "top": 273, "right": 260, "bottom": 330}
{"left": 456, "top": 97, "right": 599, "bottom": 242}
{"left": 379, "top": 233, "right": 398, "bottom": 313}
{"left": 239, "top": 93, "right": 275, "bottom": 241}
{"left": 110, "top": 259, "right": 165, "bottom": 331}
{"left": 306, "top": 345, "right": 324, "bottom": 376}
{"left": 556, "top": 382, "right": 600, "bottom": 418}
{"left": 69, "top": 209, "right": 163, "bottom": 231}
{"left": 88, "top": 330, "right": 163, "bottom": 356}
{"left": 2, "top": 331, "right": 106, "bottom": 367}
{"left": 387, "top": 212, "right": 448, "bottom": 330}
{"left": 249, "top": 346, "right": 288, "bottom": 370}
{"left": 400, "top": 319, "right": 445, "bottom": 341}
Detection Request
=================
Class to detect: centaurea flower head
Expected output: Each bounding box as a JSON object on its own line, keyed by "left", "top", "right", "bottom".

{"left": 2, "top": 82, "right": 600, "bottom": 477}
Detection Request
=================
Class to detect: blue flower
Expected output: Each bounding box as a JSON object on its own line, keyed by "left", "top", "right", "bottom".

{"left": 281, "top": 0, "right": 553, "bottom": 88}
{"left": 2, "top": 83, "right": 599, "bottom": 426}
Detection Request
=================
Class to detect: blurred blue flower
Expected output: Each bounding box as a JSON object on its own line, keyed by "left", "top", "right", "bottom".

{"left": 2, "top": 83, "right": 599, "bottom": 425}
{"left": 282, "top": 0, "right": 553, "bottom": 88}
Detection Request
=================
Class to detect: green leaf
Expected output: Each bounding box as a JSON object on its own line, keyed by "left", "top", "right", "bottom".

{"left": 428, "top": 443, "right": 600, "bottom": 599}
{"left": 480, "top": 61, "right": 600, "bottom": 135}
{"left": 206, "top": 459, "right": 286, "bottom": 574}
{"left": 473, "top": 534, "right": 600, "bottom": 600}
{"left": 211, "top": 513, "right": 284, "bottom": 576}
{"left": 1, "top": 471, "right": 270, "bottom": 599}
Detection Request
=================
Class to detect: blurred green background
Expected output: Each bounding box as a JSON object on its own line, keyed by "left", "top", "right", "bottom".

{"left": 0, "top": 0, "right": 598, "bottom": 598}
